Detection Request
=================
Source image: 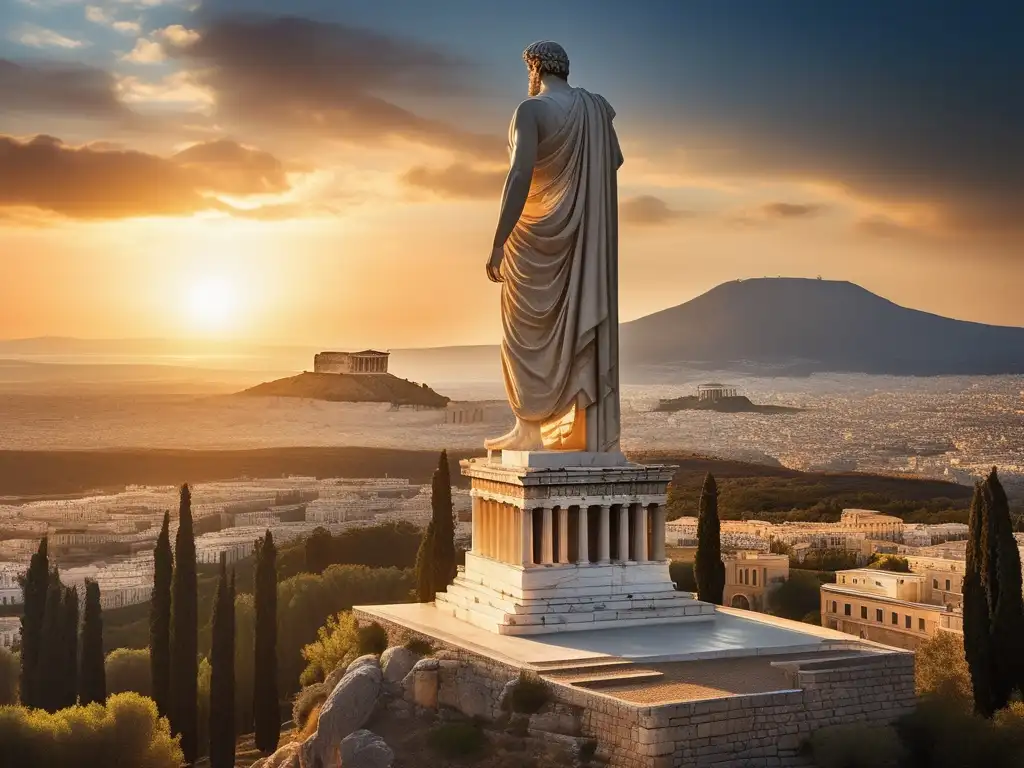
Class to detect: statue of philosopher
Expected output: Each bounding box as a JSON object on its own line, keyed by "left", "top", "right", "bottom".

{"left": 485, "top": 41, "right": 623, "bottom": 454}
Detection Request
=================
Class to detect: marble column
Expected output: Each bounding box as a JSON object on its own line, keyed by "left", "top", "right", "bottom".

{"left": 598, "top": 505, "right": 611, "bottom": 563}
{"left": 576, "top": 506, "right": 589, "bottom": 564}
{"left": 634, "top": 504, "right": 649, "bottom": 562}
{"left": 489, "top": 501, "right": 499, "bottom": 560}
{"left": 541, "top": 507, "right": 554, "bottom": 565}
{"left": 651, "top": 504, "right": 667, "bottom": 561}
{"left": 521, "top": 507, "right": 533, "bottom": 566}
{"left": 617, "top": 505, "right": 630, "bottom": 562}
{"left": 471, "top": 496, "right": 481, "bottom": 554}
{"left": 558, "top": 507, "right": 569, "bottom": 564}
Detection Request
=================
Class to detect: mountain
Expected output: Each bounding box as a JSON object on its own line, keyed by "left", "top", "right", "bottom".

{"left": 620, "top": 278, "right": 1024, "bottom": 375}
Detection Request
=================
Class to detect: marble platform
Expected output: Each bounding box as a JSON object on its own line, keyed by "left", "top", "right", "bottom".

{"left": 435, "top": 453, "right": 715, "bottom": 635}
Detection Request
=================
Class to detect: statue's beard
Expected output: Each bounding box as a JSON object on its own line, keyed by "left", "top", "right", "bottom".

{"left": 528, "top": 68, "right": 542, "bottom": 97}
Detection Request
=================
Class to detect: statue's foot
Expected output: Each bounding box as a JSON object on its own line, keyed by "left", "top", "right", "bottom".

{"left": 484, "top": 419, "right": 544, "bottom": 452}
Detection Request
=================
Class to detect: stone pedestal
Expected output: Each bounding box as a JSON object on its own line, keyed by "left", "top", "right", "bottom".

{"left": 433, "top": 454, "right": 714, "bottom": 635}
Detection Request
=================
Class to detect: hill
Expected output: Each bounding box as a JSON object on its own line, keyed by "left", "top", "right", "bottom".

{"left": 653, "top": 395, "right": 803, "bottom": 414}
{"left": 620, "top": 278, "right": 1024, "bottom": 375}
{"left": 238, "top": 372, "right": 449, "bottom": 407}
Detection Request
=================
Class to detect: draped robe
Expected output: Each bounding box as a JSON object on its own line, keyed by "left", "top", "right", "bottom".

{"left": 499, "top": 87, "right": 621, "bottom": 452}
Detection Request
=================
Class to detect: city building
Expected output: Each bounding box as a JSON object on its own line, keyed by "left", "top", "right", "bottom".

{"left": 723, "top": 551, "right": 789, "bottom": 611}
{"left": 313, "top": 350, "right": 390, "bottom": 374}
{"left": 839, "top": 509, "right": 903, "bottom": 541}
{"left": 0, "top": 616, "right": 19, "bottom": 649}
{"left": 820, "top": 568, "right": 952, "bottom": 649}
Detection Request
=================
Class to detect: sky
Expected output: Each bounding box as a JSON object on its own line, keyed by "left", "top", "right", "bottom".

{"left": 1, "top": 0, "right": 1022, "bottom": 349}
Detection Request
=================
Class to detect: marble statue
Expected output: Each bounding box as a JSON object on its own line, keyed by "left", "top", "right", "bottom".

{"left": 484, "top": 41, "right": 624, "bottom": 454}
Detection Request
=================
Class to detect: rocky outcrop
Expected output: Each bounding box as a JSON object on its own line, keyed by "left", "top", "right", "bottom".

{"left": 302, "top": 657, "right": 383, "bottom": 768}
{"left": 340, "top": 729, "right": 394, "bottom": 768}
{"left": 381, "top": 646, "right": 419, "bottom": 685}
{"left": 249, "top": 742, "right": 301, "bottom": 768}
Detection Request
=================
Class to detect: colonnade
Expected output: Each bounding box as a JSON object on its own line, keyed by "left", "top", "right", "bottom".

{"left": 471, "top": 499, "right": 667, "bottom": 567}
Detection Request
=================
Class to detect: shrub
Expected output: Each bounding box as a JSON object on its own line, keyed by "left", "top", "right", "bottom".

{"left": 0, "top": 692, "right": 182, "bottom": 768}
{"left": 357, "top": 622, "right": 388, "bottom": 656}
{"left": 0, "top": 647, "right": 18, "bottom": 705}
{"left": 105, "top": 647, "right": 151, "bottom": 697}
{"left": 299, "top": 611, "right": 359, "bottom": 686}
{"left": 297, "top": 703, "right": 322, "bottom": 741}
{"left": 669, "top": 561, "right": 696, "bottom": 593}
{"left": 895, "top": 697, "right": 1024, "bottom": 768}
{"left": 807, "top": 723, "right": 905, "bottom": 768}
{"left": 291, "top": 682, "right": 329, "bottom": 731}
{"left": 427, "top": 721, "right": 486, "bottom": 758}
{"left": 915, "top": 631, "right": 972, "bottom": 704}
{"left": 867, "top": 554, "right": 912, "bottom": 573}
{"left": 506, "top": 673, "right": 549, "bottom": 715}
{"left": 801, "top": 611, "right": 821, "bottom": 625}
{"left": 403, "top": 637, "right": 433, "bottom": 656}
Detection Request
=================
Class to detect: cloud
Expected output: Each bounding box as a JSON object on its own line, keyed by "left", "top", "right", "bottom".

{"left": 0, "top": 59, "right": 130, "bottom": 120}
{"left": 122, "top": 38, "right": 166, "bottom": 63}
{"left": 760, "top": 202, "right": 825, "bottom": 219}
{"left": 85, "top": 6, "right": 141, "bottom": 34}
{"left": 116, "top": 70, "right": 214, "bottom": 110}
{"left": 620, "top": 195, "right": 694, "bottom": 226}
{"left": 158, "top": 24, "right": 200, "bottom": 46}
{"left": 400, "top": 164, "right": 505, "bottom": 200}
{"left": 0, "top": 134, "right": 297, "bottom": 220}
{"left": 16, "top": 25, "right": 87, "bottom": 49}
{"left": 169, "top": 15, "right": 502, "bottom": 158}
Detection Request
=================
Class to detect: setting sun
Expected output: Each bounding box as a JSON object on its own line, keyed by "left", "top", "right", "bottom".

{"left": 186, "top": 276, "right": 237, "bottom": 333}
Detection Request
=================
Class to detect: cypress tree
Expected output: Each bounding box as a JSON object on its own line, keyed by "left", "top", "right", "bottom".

{"left": 209, "top": 556, "right": 236, "bottom": 768}
{"left": 19, "top": 536, "right": 49, "bottom": 708}
{"left": 429, "top": 450, "right": 457, "bottom": 595}
{"left": 304, "top": 527, "right": 333, "bottom": 575}
{"left": 38, "top": 576, "right": 64, "bottom": 713}
{"left": 60, "top": 585, "right": 79, "bottom": 710}
{"left": 985, "top": 468, "right": 1024, "bottom": 707}
{"left": 253, "top": 530, "right": 279, "bottom": 754}
{"left": 170, "top": 484, "right": 199, "bottom": 764}
{"left": 414, "top": 518, "right": 436, "bottom": 602}
{"left": 150, "top": 510, "right": 173, "bottom": 718}
{"left": 694, "top": 473, "right": 725, "bottom": 605}
{"left": 79, "top": 579, "right": 106, "bottom": 706}
{"left": 963, "top": 481, "right": 995, "bottom": 716}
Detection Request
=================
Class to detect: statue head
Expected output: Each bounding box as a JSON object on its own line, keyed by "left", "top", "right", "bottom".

{"left": 523, "top": 40, "right": 569, "bottom": 97}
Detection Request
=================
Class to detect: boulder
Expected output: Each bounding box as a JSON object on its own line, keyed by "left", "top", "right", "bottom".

{"left": 302, "top": 663, "right": 383, "bottom": 768}
{"left": 497, "top": 678, "right": 518, "bottom": 712}
{"left": 347, "top": 654, "right": 380, "bottom": 674}
{"left": 249, "top": 742, "right": 301, "bottom": 768}
{"left": 340, "top": 729, "right": 394, "bottom": 768}
{"left": 380, "top": 646, "right": 419, "bottom": 685}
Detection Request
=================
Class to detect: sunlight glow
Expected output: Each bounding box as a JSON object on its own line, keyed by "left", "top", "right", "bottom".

{"left": 185, "top": 276, "right": 237, "bottom": 333}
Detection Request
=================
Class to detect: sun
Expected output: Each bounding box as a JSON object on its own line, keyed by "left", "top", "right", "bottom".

{"left": 185, "top": 276, "right": 237, "bottom": 333}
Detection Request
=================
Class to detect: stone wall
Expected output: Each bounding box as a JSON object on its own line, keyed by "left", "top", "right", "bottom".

{"left": 355, "top": 610, "right": 916, "bottom": 768}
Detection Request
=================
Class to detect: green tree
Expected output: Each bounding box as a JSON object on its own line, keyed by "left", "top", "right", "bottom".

{"left": 105, "top": 647, "right": 151, "bottom": 697}
{"left": 209, "top": 557, "right": 235, "bottom": 768}
{"left": 150, "top": 510, "right": 173, "bottom": 718}
{"left": 60, "top": 584, "right": 79, "bottom": 709}
{"left": 304, "top": 527, "right": 333, "bottom": 575}
{"left": 694, "top": 473, "right": 725, "bottom": 605}
{"left": 0, "top": 646, "right": 19, "bottom": 705}
{"left": 867, "top": 554, "right": 912, "bottom": 573}
{"left": 984, "top": 468, "right": 1024, "bottom": 708}
{"left": 964, "top": 480, "right": 996, "bottom": 716}
{"left": 79, "top": 579, "right": 106, "bottom": 706}
{"left": 415, "top": 450, "right": 456, "bottom": 601}
{"left": 170, "top": 484, "right": 198, "bottom": 763}
{"left": 253, "top": 530, "right": 280, "bottom": 754}
{"left": 414, "top": 518, "right": 436, "bottom": 602}
{"left": 38, "top": 576, "right": 64, "bottom": 712}
{"left": 19, "top": 536, "right": 49, "bottom": 708}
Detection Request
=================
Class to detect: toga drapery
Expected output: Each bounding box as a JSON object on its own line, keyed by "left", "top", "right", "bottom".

{"left": 499, "top": 87, "right": 621, "bottom": 452}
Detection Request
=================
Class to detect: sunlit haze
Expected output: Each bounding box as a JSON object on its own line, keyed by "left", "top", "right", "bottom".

{"left": 0, "top": 1, "right": 1022, "bottom": 348}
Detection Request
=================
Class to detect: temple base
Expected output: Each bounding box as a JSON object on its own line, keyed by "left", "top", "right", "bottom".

{"left": 442, "top": 456, "right": 715, "bottom": 635}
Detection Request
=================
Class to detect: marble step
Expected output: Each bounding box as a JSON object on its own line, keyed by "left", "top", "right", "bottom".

{"left": 535, "top": 659, "right": 636, "bottom": 676}
{"left": 451, "top": 573, "right": 686, "bottom": 607}
{"left": 559, "top": 669, "right": 665, "bottom": 688}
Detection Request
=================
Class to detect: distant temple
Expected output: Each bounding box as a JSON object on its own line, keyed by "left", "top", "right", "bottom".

{"left": 314, "top": 350, "right": 390, "bottom": 375}
{"left": 697, "top": 382, "right": 738, "bottom": 402}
